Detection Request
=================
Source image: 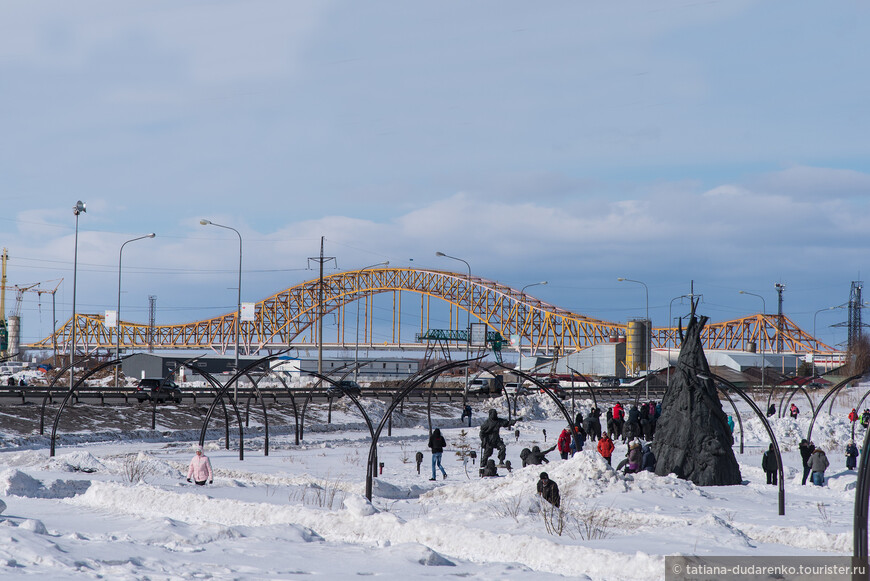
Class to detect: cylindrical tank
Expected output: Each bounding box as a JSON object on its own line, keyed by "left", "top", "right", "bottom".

{"left": 7, "top": 316, "right": 20, "bottom": 359}
{"left": 626, "top": 319, "right": 650, "bottom": 375}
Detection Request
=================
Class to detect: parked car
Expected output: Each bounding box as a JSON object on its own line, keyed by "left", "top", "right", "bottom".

{"left": 326, "top": 380, "right": 362, "bottom": 398}
{"left": 136, "top": 378, "right": 183, "bottom": 404}
{"left": 503, "top": 382, "right": 529, "bottom": 396}
{"left": 598, "top": 376, "right": 620, "bottom": 388}
{"left": 539, "top": 377, "right": 567, "bottom": 399}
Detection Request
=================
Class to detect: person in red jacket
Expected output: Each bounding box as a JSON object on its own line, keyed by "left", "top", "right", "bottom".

{"left": 597, "top": 433, "right": 615, "bottom": 465}
{"left": 557, "top": 427, "right": 573, "bottom": 460}
{"left": 850, "top": 409, "right": 859, "bottom": 423}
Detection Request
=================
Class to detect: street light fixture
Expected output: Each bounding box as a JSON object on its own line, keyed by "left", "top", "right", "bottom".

{"left": 813, "top": 306, "right": 838, "bottom": 375}
{"left": 70, "top": 201, "right": 86, "bottom": 389}
{"left": 436, "top": 251, "right": 472, "bottom": 405}
{"left": 739, "top": 290, "right": 767, "bottom": 392}
{"left": 201, "top": 219, "right": 242, "bottom": 400}
{"left": 115, "top": 233, "right": 156, "bottom": 387}
{"left": 517, "top": 281, "right": 548, "bottom": 372}
{"left": 355, "top": 261, "right": 389, "bottom": 382}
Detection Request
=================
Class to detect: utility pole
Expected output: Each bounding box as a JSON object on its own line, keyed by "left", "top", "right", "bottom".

{"left": 308, "top": 237, "right": 336, "bottom": 376}
{"left": 148, "top": 295, "right": 156, "bottom": 353}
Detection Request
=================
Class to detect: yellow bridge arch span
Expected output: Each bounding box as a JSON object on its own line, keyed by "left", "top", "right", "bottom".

{"left": 29, "top": 267, "right": 836, "bottom": 357}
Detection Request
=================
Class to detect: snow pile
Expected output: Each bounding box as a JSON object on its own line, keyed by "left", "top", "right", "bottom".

{"left": 0, "top": 468, "right": 91, "bottom": 499}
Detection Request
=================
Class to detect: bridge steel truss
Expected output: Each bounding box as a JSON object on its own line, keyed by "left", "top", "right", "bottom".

{"left": 30, "top": 267, "right": 836, "bottom": 357}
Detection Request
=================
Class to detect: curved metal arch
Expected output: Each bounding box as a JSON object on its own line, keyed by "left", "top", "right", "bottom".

{"left": 270, "top": 372, "right": 301, "bottom": 445}
{"left": 807, "top": 374, "right": 865, "bottom": 444}
{"left": 181, "top": 359, "right": 242, "bottom": 450}
{"left": 495, "top": 363, "right": 585, "bottom": 457}
{"left": 365, "top": 358, "right": 482, "bottom": 500}
{"left": 704, "top": 371, "right": 785, "bottom": 515}
{"left": 49, "top": 357, "right": 122, "bottom": 456}
{"left": 778, "top": 386, "right": 816, "bottom": 420}
{"left": 197, "top": 356, "right": 278, "bottom": 460}
{"left": 39, "top": 355, "right": 94, "bottom": 435}
{"left": 567, "top": 367, "right": 599, "bottom": 411}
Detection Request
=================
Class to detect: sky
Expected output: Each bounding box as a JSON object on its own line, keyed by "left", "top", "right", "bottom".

{"left": 1, "top": 1, "right": 869, "bottom": 351}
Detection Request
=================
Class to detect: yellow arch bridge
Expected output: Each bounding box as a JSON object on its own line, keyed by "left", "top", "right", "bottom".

{"left": 29, "top": 267, "right": 836, "bottom": 359}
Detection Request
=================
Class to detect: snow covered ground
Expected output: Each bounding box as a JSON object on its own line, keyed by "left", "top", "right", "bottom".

{"left": 0, "top": 382, "right": 866, "bottom": 580}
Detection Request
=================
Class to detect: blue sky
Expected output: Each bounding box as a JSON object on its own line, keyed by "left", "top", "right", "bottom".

{"left": 1, "top": 1, "right": 869, "bottom": 350}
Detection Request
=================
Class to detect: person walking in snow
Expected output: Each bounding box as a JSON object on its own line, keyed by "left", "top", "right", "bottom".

{"left": 789, "top": 403, "right": 799, "bottom": 419}
{"left": 862, "top": 410, "right": 870, "bottom": 429}
{"left": 537, "top": 472, "right": 560, "bottom": 508}
{"left": 597, "top": 432, "right": 615, "bottom": 465}
{"left": 428, "top": 428, "right": 447, "bottom": 481}
{"left": 799, "top": 439, "right": 815, "bottom": 485}
{"left": 761, "top": 443, "right": 778, "bottom": 485}
{"left": 849, "top": 408, "right": 859, "bottom": 424}
{"left": 809, "top": 447, "right": 829, "bottom": 486}
{"left": 846, "top": 440, "right": 860, "bottom": 470}
{"left": 727, "top": 415, "right": 735, "bottom": 433}
{"left": 415, "top": 451, "right": 424, "bottom": 475}
{"left": 187, "top": 445, "right": 213, "bottom": 486}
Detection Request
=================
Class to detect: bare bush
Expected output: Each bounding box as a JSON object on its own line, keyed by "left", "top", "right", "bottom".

{"left": 488, "top": 494, "right": 525, "bottom": 522}
{"left": 537, "top": 499, "right": 571, "bottom": 538}
{"left": 288, "top": 477, "right": 346, "bottom": 510}
{"left": 122, "top": 453, "right": 156, "bottom": 484}
{"left": 573, "top": 502, "right": 614, "bottom": 540}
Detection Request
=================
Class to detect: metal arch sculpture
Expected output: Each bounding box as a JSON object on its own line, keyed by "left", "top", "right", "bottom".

{"left": 306, "top": 370, "right": 379, "bottom": 475}
{"left": 31, "top": 267, "right": 839, "bottom": 360}
{"left": 778, "top": 386, "right": 816, "bottom": 420}
{"left": 49, "top": 357, "right": 123, "bottom": 456}
{"left": 825, "top": 375, "right": 866, "bottom": 415}
{"left": 39, "top": 355, "right": 94, "bottom": 435}
{"left": 270, "top": 373, "right": 301, "bottom": 445}
{"left": 495, "top": 363, "right": 585, "bottom": 457}
{"left": 198, "top": 354, "right": 280, "bottom": 460}
{"left": 704, "top": 370, "right": 785, "bottom": 515}
{"left": 364, "top": 358, "right": 481, "bottom": 500}
{"left": 806, "top": 374, "right": 864, "bottom": 444}
{"left": 567, "top": 367, "right": 599, "bottom": 411}
{"left": 853, "top": 415, "right": 870, "bottom": 560}
{"left": 180, "top": 361, "right": 246, "bottom": 453}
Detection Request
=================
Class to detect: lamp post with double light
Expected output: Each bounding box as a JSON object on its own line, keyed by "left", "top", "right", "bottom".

{"left": 70, "top": 201, "right": 86, "bottom": 389}
{"left": 436, "top": 252, "right": 471, "bottom": 404}
{"left": 115, "top": 233, "right": 156, "bottom": 387}
{"left": 355, "top": 261, "right": 389, "bottom": 382}
{"left": 200, "top": 220, "right": 242, "bottom": 400}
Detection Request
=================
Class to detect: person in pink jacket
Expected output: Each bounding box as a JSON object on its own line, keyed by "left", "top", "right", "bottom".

{"left": 187, "top": 446, "right": 213, "bottom": 485}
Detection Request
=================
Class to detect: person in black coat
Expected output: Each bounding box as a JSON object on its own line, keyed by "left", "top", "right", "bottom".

{"left": 427, "top": 428, "right": 447, "bottom": 481}
{"left": 799, "top": 439, "right": 815, "bottom": 485}
{"left": 537, "top": 472, "right": 560, "bottom": 508}
{"left": 761, "top": 443, "right": 778, "bottom": 485}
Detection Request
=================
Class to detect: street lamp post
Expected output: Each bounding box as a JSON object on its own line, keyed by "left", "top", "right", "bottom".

{"left": 517, "top": 281, "right": 548, "bottom": 372}
{"left": 739, "top": 290, "right": 767, "bottom": 392}
{"left": 436, "top": 252, "right": 471, "bottom": 405}
{"left": 813, "top": 306, "right": 837, "bottom": 375}
{"left": 201, "top": 220, "right": 242, "bottom": 400}
{"left": 618, "top": 277, "right": 650, "bottom": 397}
{"left": 115, "top": 233, "right": 156, "bottom": 387}
{"left": 70, "top": 201, "right": 86, "bottom": 389}
{"left": 355, "top": 261, "right": 389, "bottom": 382}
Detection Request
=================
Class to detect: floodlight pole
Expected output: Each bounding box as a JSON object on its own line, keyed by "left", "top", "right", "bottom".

{"left": 355, "top": 261, "right": 389, "bottom": 382}
{"left": 70, "top": 201, "right": 86, "bottom": 389}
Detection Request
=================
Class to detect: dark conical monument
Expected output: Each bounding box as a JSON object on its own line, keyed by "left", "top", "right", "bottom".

{"left": 653, "top": 301, "right": 742, "bottom": 486}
